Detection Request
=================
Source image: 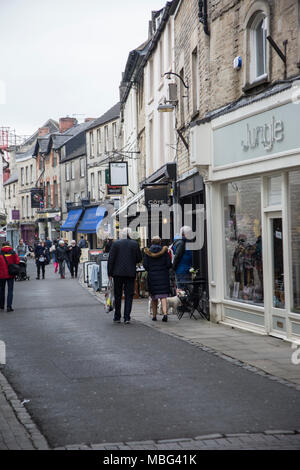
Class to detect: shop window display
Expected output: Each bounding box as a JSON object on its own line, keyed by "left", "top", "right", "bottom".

{"left": 289, "top": 170, "right": 300, "bottom": 314}
{"left": 223, "top": 178, "right": 263, "bottom": 305}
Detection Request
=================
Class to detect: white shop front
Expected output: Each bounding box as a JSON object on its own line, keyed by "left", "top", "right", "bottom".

{"left": 206, "top": 83, "right": 300, "bottom": 342}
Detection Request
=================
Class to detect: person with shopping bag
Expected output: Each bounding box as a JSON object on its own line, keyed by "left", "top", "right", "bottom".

{"left": 105, "top": 277, "right": 115, "bottom": 313}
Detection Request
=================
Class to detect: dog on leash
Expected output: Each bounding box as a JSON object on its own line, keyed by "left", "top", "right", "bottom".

{"left": 148, "top": 296, "right": 182, "bottom": 316}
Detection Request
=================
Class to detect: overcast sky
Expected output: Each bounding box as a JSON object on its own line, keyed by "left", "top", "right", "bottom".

{"left": 0, "top": 0, "right": 166, "bottom": 138}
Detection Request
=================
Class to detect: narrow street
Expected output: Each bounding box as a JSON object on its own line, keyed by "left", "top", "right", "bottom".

{"left": 0, "top": 260, "right": 300, "bottom": 449}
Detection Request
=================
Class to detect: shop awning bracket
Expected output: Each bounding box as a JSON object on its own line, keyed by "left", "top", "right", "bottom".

{"left": 176, "top": 128, "right": 189, "bottom": 150}
{"left": 266, "top": 36, "right": 288, "bottom": 79}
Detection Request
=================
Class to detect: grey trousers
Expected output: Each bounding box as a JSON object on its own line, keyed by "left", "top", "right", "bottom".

{"left": 59, "top": 260, "right": 65, "bottom": 277}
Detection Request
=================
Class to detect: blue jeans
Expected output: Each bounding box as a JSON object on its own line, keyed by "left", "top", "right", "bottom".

{"left": 175, "top": 273, "right": 191, "bottom": 289}
{"left": 0, "top": 279, "right": 14, "bottom": 309}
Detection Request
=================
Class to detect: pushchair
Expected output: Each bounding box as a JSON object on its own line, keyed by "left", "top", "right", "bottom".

{"left": 15, "top": 255, "right": 30, "bottom": 281}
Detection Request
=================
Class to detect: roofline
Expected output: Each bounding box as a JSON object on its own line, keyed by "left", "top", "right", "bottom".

{"left": 86, "top": 108, "right": 120, "bottom": 132}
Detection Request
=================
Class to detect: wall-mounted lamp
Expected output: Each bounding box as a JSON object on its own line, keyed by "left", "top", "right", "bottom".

{"left": 157, "top": 103, "right": 175, "bottom": 113}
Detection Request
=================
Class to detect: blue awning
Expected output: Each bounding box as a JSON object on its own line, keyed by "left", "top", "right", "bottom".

{"left": 60, "top": 208, "right": 83, "bottom": 232}
{"left": 77, "top": 206, "right": 106, "bottom": 234}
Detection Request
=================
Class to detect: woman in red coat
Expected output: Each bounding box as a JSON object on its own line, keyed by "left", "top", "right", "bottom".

{"left": 0, "top": 242, "right": 20, "bottom": 312}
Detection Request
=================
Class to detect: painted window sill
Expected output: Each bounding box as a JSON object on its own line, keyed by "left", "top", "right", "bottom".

{"left": 243, "top": 75, "right": 269, "bottom": 93}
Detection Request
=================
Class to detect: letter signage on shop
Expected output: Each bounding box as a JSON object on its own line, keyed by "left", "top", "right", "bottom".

{"left": 241, "top": 117, "right": 284, "bottom": 152}
{"left": 213, "top": 101, "right": 300, "bottom": 167}
{"left": 144, "top": 186, "right": 169, "bottom": 209}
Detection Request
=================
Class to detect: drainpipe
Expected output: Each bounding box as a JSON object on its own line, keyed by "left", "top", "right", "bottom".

{"left": 198, "top": 0, "right": 210, "bottom": 36}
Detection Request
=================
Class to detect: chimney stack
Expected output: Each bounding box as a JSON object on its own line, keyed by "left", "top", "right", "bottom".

{"left": 59, "top": 117, "right": 77, "bottom": 134}
{"left": 38, "top": 127, "right": 50, "bottom": 137}
{"left": 84, "top": 118, "right": 95, "bottom": 122}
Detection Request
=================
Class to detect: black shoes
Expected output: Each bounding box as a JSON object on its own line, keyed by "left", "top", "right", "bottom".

{"left": 152, "top": 316, "right": 157, "bottom": 321}
{"left": 162, "top": 315, "right": 168, "bottom": 322}
{"left": 7, "top": 307, "right": 14, "bottom": 312}
{"left": 113, "top": 319, "right": 121, "bottom": 323}
{"left": 36, "top": 277, "right": 40, "bottom": 280}
{"left": 124, "top": 320, "right": 131, "bottom": 324}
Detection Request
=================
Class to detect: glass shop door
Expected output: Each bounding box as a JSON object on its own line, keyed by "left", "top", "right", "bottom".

{"left": 266, "top": 212, "right": 287, "bottom": 336}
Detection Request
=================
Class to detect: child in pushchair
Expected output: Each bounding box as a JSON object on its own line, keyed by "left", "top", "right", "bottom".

{"left": 16, "top": 255, "right": 30, "bottom": 281}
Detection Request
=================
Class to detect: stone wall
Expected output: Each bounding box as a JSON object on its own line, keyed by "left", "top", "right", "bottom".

{"left": 174, "top": 0, "right": 300, "bottom": 178}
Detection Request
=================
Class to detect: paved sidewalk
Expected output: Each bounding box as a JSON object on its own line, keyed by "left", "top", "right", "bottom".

{"left": 55, "top": 431, "right": 300, "bottom": 450}
{"left": 0, "top": 369, "right": 49, "bottom": 450}
{"left": 89, "top": 288, "right": 300, "bottom": 387}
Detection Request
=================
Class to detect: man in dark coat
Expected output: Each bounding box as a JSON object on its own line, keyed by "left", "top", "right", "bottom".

{"left": 68, "top": 240, "right": 81, "bottom": 278}
{"left": 108, "top": 228, "right": 142, "bottom": 324}
{"left": 56, "top": 240, "right": 69, "bottom": 279}
{"left": 34, "top": 241, "right": 49, "bottom": 280}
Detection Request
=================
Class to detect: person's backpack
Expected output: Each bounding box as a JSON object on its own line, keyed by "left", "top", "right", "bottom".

{"left": 2, "top": 253, "right": 20, "bottom": 276}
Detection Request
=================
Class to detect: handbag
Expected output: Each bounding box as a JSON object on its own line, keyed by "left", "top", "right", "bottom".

{"left": 2, "top": 253, "right": 20, "bottom": 276}
{"left": 105, "top": 278, "right": 115, "bottom": 313}
{"left": 39, "top": 255, "right": 45, "bottom": 263}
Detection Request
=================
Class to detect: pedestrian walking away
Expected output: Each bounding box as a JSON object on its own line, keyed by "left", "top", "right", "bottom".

{"left": 45, "top": 237, "right": 53, "bottom": 262}
{"left": 64, "top": 239, "right": 72, "bottom": 275}
{"left": 104, "top": 235, "right": 113, "bottom": 253}
{"left": 56, "top": 240, "right": 69, "bottom": 279}
{"left": 0, "top": 242, "right": 20, "bottom": 312}
{"left": 34, "top": 241, "right": 49, "bottom": 280}
{"left": 68, "top": 240, "right": 81, "bottom": 278}
{"left": 172, "top": 226, "right": 193, "bottom": 289}
{"left": 143, "top": 236, "right": 171, "bottom": 322}
{"left": 78, "top": 236, "right": 88, "bottom": 249}
{"left": 108, "top": 227, "right": 142, "bottom": 324}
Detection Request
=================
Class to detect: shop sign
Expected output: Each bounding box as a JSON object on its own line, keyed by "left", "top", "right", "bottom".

{"left": 241, "top": 116, "right": 284, "bottom": 152}
{"left": 213, "top": 101, "right": 300, "bottom": 167}
{"left": 109, "top": 162, "right": 128, "bottom": 186}
{"left": 11, "top": 210, "right": 20, "bottom": 220}
{"left": 144, "top": 186, "right": 169, "bottom": 209}
{"left": 31, "top": 188, "right": 44, "bottom": 208}
{"left": 107, "top": 185, "right": 122, "bottom": 195}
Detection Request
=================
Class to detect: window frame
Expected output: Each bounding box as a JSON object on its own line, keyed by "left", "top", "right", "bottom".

{"left": 250, "top": 12, "right": 268, "bottom": 83}
{"left": 244, "top": 2, "right": 270, "bottom": 89}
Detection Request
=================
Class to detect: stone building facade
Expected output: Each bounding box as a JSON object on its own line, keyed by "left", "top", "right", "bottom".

{"left": 171, "top": 0, "right": 300, "bottom": 340}
{"left": 85, "top": 103, "right": 121, "bottom": 206}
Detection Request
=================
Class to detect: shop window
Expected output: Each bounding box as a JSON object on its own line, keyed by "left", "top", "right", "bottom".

{"left": 289, "top": 170, "right": 300, "bottom": 314}
{"left": 223, "top": 177, "right": 263, "bottom": 306}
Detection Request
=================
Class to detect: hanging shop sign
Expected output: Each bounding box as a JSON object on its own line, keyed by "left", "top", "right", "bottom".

{"left": 144, "top": 185, "right": 169, "bottom": 209}
{"left": 31, "top": 188, "right": 44, "bottom": 209}
{"left": 109, "top": 162, "right": 128, "bottom": 186}
{"left": 106, "top": 185, "right": 122, "bottom": 195}
{"left": 11, "top": 210, "right": 20, "bottom": 220}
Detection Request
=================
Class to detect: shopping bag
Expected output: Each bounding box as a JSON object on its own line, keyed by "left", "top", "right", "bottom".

{"left": 105, "top": 278, "right": 115, "bottom": 313}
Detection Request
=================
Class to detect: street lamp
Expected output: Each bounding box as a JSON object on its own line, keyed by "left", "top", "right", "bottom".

{"left": 157, "top": 102, "right": 176, "bottom": 113}
{"left": 157, "top": 72, "right": 189, "bottom": 114}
